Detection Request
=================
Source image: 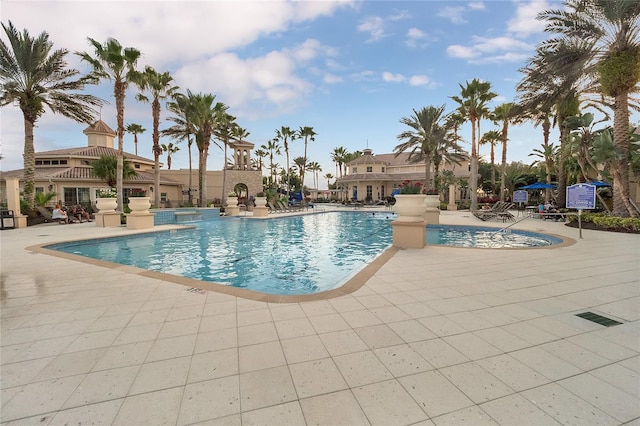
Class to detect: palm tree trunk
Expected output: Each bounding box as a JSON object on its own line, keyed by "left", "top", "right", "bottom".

{"left": 115, "top": 82, "right": 126, "bottom": 213}
{"left": 470, "top": 117, "right": 478, "bottom": 211}
{"left": 500, "top": 137, "right": 507, "bottom": 202}
{"left": 222, "top": 141, "right": 228, "bottom": 204}
{"left": 23, "top": 116, "right": 36, "bottom": 210}
{"left": 424, "top": 159, "right": 432, "bottom": 189}
{"left": 199, "top": 148, "right": 207, "bottom": 207}
{"left": 612, "top": 91, "right": 634, "bottom": 216}
{"left": 153, "top": 101, "right": 161, "bottom": 208}
{"left": 188, "top": 139, "right": 193, "bottom": 206}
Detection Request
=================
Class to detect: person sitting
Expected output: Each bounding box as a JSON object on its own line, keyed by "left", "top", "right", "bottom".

{"left": 71, "top": 204, "right": 92, "bottom": 222}
{"left": 52, "top": 202, "right": 70, "bottom": 224}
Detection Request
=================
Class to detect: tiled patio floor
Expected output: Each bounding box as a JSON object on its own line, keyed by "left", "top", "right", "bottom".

{"left": 1, "top": 210, "right": 639, "bottom": 425}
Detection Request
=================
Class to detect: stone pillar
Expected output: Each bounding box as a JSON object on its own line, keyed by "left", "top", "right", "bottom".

{"left": 126, "top": 213, "right": 154, "bottom": 230}
{"left": 447, "top": 184, "right": 458, "bottom": 211}
{"left": 390, "top": 220, "right": 426, "bottom": 249}
{"left": 5, "top": 177, "right": 28, "bottom": 228}
{"left": 95, "top": 211, "right": 121, "bottom": 227}
{"left": 225, "top": 206, "right": 240, "bottom": 216}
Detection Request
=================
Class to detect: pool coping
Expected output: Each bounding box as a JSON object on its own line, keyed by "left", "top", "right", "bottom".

{"left": 26, "top": 221, "right": 575, "bottom": 303}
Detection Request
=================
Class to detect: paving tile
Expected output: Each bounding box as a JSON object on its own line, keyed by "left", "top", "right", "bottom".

{"left": 334, "top": 350, "right": 393, "bottom": 387}
{"left": 432, "top": 405, "right": 498, "bottom": 425}
{"left": 127, "top": 308, "right": 171, "bottom": 326}
{"left": 307, "top": 313, "right": 351, "bottom": 333}
{"left": 157, "top": 317, "right": 201, "bottom": 339}
{"left": 539, "top": 339, "right": 611, "bottom": 371}
{"left": 268, "top": 304, "right": 306, "bottom": 321}
{"left": 318, "top": 329, "right": 369, "bottom": 356}
{"left": 340, "top": 309, "right": 383, "bottom": 328}
{"left": 10, "top": 335, "right": 77, "bottom": 362}
{"left": 443, "top": 333, "right": 503, "bottom": 361}
{"left": 289, "top": 357, "right": 348, "bottom": 398}
{"left": 62, "top": 365, "right": 140, "bottom": 408}
{"left": 410, "top": 338, "right": 469, "bottom": 369}
{"left": 398, "top": 370, "right": 475, "bottom": 418}
{"left": 241, "top": 401, "right": 305, "bottom": 426}
{"left": 387, "top": 319, "right": 438, "bottom": 343}
{"left": 353, "top": 379, "right": 428, "bottom": 425}
{"left": 559, "top": 373, "right": 640, "bottom": 423}
{"left": 589, "top": 363, "right": 640, "bottom": 397}
{"left": 33, "top": 348, "right": 104, "bottom": 381}
{"left": 198, "top": 313, "right": 237, "bottom": 333}
{"left": 500, "top": 322, "right": 558, "bottom": 345}
{"left": 509, "top": 346, "right": 583, "bottom": 381}
{"left": 113, "top": 386, "right": 183, "bottom": 426}
{"left": 91, "top": 341, "right": 154, "bottom": 371}
{"left": 354, "top": 324, "right": 404, "bottom": 349}
{"left": 480, "top": 393, "right": 561, "bottom": 426}
{"left": 113, "top": 323, "right": 163, "bottom": 345}
{"left": 1, "top": 375, "right": 85, "bottom": 422}
{"left": 475, "top": 354, "right": 549, "bottom": 392}
{"left": 239, "top": 366, "right": 296, "bottom": 412}
{"left": 238, "top": 340, "right": 286, "bottom": 373}
{"left": 439, "top": 362, "right": 514, "bottom": 404}
{"left": 188, "top": 348, "right": 239, "bottom": 383}
{"left": 129, "top": 356, "right": 191, "bottom": 395}
{"left": 619, "top": 355, "right": 640, "bottom": 373}
{"left": 567, "top": 333, "right": 638, "bottom": 362}
{"left": 145, "top": 334, "right": 197, "bottom": 363}
{"left": 0, "top": 356, "right": 56, "bottom": 389}
{"left": 237, "top": 322, "right": 278, "bottom": 346}
{"left": 472, "top": 327, "right": 531, "bottom": 352}
{"left": 299, "top": 300, "right": 337, "bottom": 317}
{"left": 194, "top": 328, "right": 238, "bottom": 354}
{"left": 178, "top": 376, "right": 240, "bottom": 425}
{"left": 373, "top": 344, "right": 434, "bottom": 377}
{"left": 419, "top": 315, "right": 467, "bottom": 337}
{"left": 274, "top": 317, "right": 316, "bottom": 339}
{"left": 49, "top": 399, "right": 123, "bottom": 426}
{"left": 280, "top": 335, "right": 330, "bottom": 364}
{"left": 523, "top": 383, "right": 619, "bottom": 426}
{"left": 299, "top": 390, "right": 369, "bottom": 425}
{"left": 237, "top": 308, "right": 272, "bottom": 327}
{"left": 202, "top": 300, "right": 237, "bottom": 317}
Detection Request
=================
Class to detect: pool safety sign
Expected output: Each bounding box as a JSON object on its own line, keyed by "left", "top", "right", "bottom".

{"left": 566, "top": 184, "right": 596, "bottom": 210}
{"left": 513, "top": 190, "right": 528, "bottom": 203}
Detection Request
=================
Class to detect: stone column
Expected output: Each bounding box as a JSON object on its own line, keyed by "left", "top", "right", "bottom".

{"left": 5, "top": 177, "right": 28, "bottom": 228}
{"left": 447, "top": 184, "right": 458, "bottom": 211}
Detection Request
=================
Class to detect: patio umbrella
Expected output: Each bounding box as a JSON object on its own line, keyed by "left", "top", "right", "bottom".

{"left": 519, "top": 182, "right": 557, "bottom": 190}
{"left": 588, "top": 180, "right": 611, "bottom": 187}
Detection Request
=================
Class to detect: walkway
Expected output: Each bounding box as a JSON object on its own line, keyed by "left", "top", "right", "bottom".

{"left": 1, "top": 211, "right": 638, "bottom": 425}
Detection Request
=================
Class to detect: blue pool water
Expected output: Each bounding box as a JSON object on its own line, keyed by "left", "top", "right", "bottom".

{"left": 47, "top": 214, "right": 562, "bottom": 296}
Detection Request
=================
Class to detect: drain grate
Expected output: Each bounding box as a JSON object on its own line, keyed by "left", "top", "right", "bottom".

{"left": 576, "top": 312, "right": 623, "bottom": 327}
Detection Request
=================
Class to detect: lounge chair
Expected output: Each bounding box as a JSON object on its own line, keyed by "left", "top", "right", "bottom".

{"left": 474, "top": 201, "right": 514, "bottom": 222}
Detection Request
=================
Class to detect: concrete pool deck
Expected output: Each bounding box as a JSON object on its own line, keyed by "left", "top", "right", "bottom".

{"left": 1, "top": 209, "right": 639, "bottom": 425}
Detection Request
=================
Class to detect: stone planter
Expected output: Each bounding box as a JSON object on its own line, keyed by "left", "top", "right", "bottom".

{"left": 393, "top": 194, "right": 427, "bottom": 222}
{"left": 227, "top": 197, "right": 238, "bottom": 207}
{"left": 423, "top": 194, "right": 440, "bottom": 224}
{"left": 96, "top": 197, "right": 117, "bottom": 212}
{"left": 424, "top": 194, "right": 440, "bottom": 210}
{"left": 128, "top": 197, "right": 151, "bottom": 215}
{"left": 255, "top": 197, "right": 267, "bottom": 208}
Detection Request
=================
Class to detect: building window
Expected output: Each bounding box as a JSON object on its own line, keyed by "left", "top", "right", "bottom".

{"left": 43, "top": 160, "right": 51, "bottom": 165}
{"left": 366, "top": 166, "right": 372, "bottom": 173}
{"left": 60, "top": 160, "right": 67, "bottom": 165}
{"left": 134, "top": 164, "right": 141, "bottom": 169}
{"left": 161, "top": 193, "right": 168, "bottom": 202}
{"left": 366, "top": 185, "right": 373, "bottom": 200}
{"left": 352, "top": 186, "right": 357, "bottom": 200}
{"left": 35, "top": 187, "right": 44, "bottom": 194}
{"left": 381, "top": 167, "right": 385, "bottom": 172}
{"left": 64, "top": 187, "right": 90, "bottom": 206}
{"left": 352, "top": 167, "right": 357, "bottom": 173}
{"left": 35, "top": 160, "right": 43, "bottom": 165}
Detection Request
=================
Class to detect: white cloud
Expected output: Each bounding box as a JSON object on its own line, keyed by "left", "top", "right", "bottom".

{"left": 405, "top": 27, "right": 434, "bottom": 48}
{"left": 469, "top": 2, "right": 486, "bottom": 10}
{"left": 447, "top": 36, "right": 533, "bottom": 64}
{"left": 357, "top": 16, "right": 386, "bottom": 42}
{"left": 382, "top": 72, "right": 406, "bottom": 83}
{"left": 507, "top": 0, "right": 550, "bottom": 37}
{"left": 323, "top": 73, "right": 344, "bottom": 84}
{"left": 437, "top": 6, "right": 468, "bottom": 24}
{"left": 409, "top": 75, "right": 430, "bottom": 86}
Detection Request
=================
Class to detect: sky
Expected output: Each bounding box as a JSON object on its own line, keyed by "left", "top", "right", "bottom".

{"left": 2, "top": 0, "right": 637, "bottom": 189}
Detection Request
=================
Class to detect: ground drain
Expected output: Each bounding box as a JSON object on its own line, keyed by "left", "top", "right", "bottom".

{"left": 576, "top": 311, "right": 623, "bottom": 327}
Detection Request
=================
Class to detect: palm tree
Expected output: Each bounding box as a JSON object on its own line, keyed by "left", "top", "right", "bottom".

{"left": 324, "top": 173, "right": 334, "bottom": 190}
{"left": 490, "top": 103, "right": 522, "bottom": 201}
{"left": 479, "top": 130, "right": 502, "bottom": 194}
{"left": 274, "top": 126, "right": 297, "bottom": 195}
{"left": 395, "top": 105, "right": 450, "bottom": 188}
{"left": 0, "top": 21, "right": 103, "bottom": 210}
{"left": 331, "top": 146, "right": 348, "bottom": 177}
{"left": 297, "top": 126, "right": 316, "bottom": 188}
{"left": 450, "top": 79, "right": 497, "bottom": 211}
{"left": 262, "top": 139, "right": 281, "bottom": 187}
{"left": 253, "top": 148, "right": 267, "bottom": 171}
{"left": 191, "top": 95, "right": 227, "bottom": 207}
{"left": 77, "top": 37, "right": 141, "bottom": 212}
{"left": 535, "top": 0, "right": 640, "bottom": 216}
{"left": 529, "top": 143, "right": 558, "bottom": 203}
{"left": 160, "top": 142, "right": 180, "bottom": 170}
{"left": 125, "top": 123, "right": 146, "bottom": 156}
{"left": 307, "top": 161, "right": 322, "bottom": 189}
{"left": 132, "top": 66, "right": 179, "bottom": 207}
{"left": 164, "top": 92, "right": 196, "bottom": 206}
{"left": 214, "top": 112, "right": 237, "bottom": 203}
{"left": 432, "top": 134, "right": 468, "bottom": 193}
{"left": 91, "top": 155, "right": 137, "bottom": 188}
{"left": 293, "top": 157, "right": 307, "bottom": 182}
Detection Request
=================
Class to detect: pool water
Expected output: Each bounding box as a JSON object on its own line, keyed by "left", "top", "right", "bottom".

{"left": 48, "top": 212, "right": 394, "bottom": 295}
{"left": 426, "top": 225, "right": 563, "bottom": 248}
{"left": 47, "top": 214, "right": 562, "bottom": 296}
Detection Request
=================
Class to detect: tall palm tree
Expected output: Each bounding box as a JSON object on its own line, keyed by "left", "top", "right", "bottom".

{"left": 77, "top": 37, "right": 141, "bottom": 212}
{"left": 450, "top": 79, "right": 497, "bottom": 211}
{"left": 0, "top": 21, "right": 103, "bottom": 210}
{"left": 432, "top": 135, "right": 467, "bottom": 193}
{"left": 479, "top": 130, "right": 502, "bottom": 194}
{"left": 324, "top": 173, "right": 334, "bottom": 190}
{"left": 262, "top": 139, "right": 281, "bottom": 187}
{"left": 125, "top": 123, "right": 146, "bottom": 156}
{"left": 394, "top": 105, "right": 450, "bottom": 188}
{"left": 214, "top": 112, "right": 237, "bottom": 203}
{"left": 529, "top": 143, "right": 558, "bottom": 203}
{"left": 160, "top": 142, "right": 179, "bottom": 170}
{"left": 491, "top": 102, "right": 522, "bottom": 201}
{"left": 331, "top": 146, "right": 348, "bottom": 177}
{"left": 91, "top": 155, "right": 137, "bottom": 188}
{"left": 535, "top": 0, "right": 640, "bottom": 216}
{"left": 253, "top": 148, "right": 267, "bottom": 171}
{"left": 132, "top": 66, "right": 179, "bottom": 207}
{"left": 274, "top": 126, "right": 297, "bottom": 195}
{"left": 308, "top": 161, "right": 322, "bottom": 189}
{"left": 164, "top": 92, "right": 196, "bottom": 206}
{"left": 297, "top": 126, "right": 316, "bottom": 188}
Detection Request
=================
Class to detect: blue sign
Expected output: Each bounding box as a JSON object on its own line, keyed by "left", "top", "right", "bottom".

{"left": 513, "top": 190, "right": 528, "bottom": 203}
{"left": 566, "top": 184, "right": 596, "bottom": 210}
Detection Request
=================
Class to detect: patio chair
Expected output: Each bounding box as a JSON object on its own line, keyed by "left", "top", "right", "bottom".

{"left": 267, "top": 201, "right": 284, "bottom": 213}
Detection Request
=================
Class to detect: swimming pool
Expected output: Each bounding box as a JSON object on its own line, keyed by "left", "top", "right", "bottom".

{"left": 45, "top": 214, "right": 564, "bottom": 297}
{"left": 48, "top": 212, "right": 394, "bottom": 295}
{"left": 427, "top": 224, "right": 563, "bottom": 248}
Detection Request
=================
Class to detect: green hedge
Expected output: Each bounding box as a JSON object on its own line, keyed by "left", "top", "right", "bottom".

{"left": 567, "top": 212, "right": 640, "bottom": 232}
